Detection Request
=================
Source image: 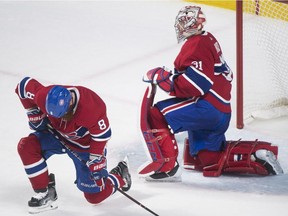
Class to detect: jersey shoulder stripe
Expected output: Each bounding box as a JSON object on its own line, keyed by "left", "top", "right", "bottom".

{"left": 18, "top": 77, "right": 32, "bottom": 99}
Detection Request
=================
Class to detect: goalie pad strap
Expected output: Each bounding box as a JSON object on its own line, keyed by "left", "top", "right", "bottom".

{"left": 203, "top": 140, "right": 278, "bottom": 176}
{"left": 139, "top": 85, "right": 179, "bottom": 174}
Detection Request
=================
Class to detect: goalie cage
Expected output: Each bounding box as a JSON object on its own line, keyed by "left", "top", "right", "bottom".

{"left": 236, "top": 0, "right": 288, "bottom": 129}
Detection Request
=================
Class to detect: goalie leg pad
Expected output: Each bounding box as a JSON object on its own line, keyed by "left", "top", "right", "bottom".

{"left": 197, "top": 140, "right": 281, "bottom": 177}
{"left": 139, "top": 85, "right": 178, "bottom": 175}
{"left": 183, "top": 138, "right": 203, "bottom": 171}
{"left": 148, "top": 107, "right": 178, "bottom": 173}
{"left": 223, "top": 140, "right": 280, "bottom": 175}
{"left": 139, "top": 86, "right": 165, "bottom": 175}
{"left": 139, "top": 128, "right": 179, "bottom": 174}
{"left": 139, "top": 100, "right": 179, "bottom": 174}
{"left": 138, "top": 129, "right": 165, "bottom": 175}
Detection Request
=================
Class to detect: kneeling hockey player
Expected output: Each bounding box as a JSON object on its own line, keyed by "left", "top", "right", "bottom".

{"left": 139, "top": 5, "right": 283, "bottom": 180}
{"left": 15, "top": 77, "right": 132, "bottom": 213}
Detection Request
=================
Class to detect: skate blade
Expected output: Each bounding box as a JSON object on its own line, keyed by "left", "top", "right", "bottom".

{"left": 144, "top": 175, "right": 182, "bottom": 182}
{"left": 142, "top": 166, "right": 182, "bottom": 182}
{"left": 28, "top": 200, "right": 58, "bottom": 214}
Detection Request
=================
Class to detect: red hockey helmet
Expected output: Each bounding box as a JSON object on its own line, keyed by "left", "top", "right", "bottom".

{"left": 174, "top": 6, "right": 206, "bottom": 43}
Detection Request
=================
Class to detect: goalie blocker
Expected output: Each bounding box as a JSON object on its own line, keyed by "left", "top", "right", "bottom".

{"left": 183, "top": 138, "right": 283, "bottom": 176}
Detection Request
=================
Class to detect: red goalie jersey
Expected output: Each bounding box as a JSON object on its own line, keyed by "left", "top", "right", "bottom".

{"left": 15, "top": 77, "right": 111, "bottom": 155}
{"left": 172, "top": 31, "right": 233, "bottom": 113}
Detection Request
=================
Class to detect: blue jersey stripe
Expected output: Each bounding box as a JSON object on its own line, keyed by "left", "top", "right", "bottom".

{"left": 185, "top": 67, "right": 213, "bottom": 94}
{"left": 91, "top": 127, "right": 112, "bottom": 142}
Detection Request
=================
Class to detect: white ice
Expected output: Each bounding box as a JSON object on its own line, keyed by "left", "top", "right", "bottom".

{"left": 0, "top": 1, "right": 287, "bottom": 216}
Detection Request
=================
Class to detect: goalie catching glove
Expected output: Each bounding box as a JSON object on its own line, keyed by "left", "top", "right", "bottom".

{"left": 86, "top": 154, "right": 108, "bottom": 191}
{"left": 143, "top": 67, "right": 174, "bottom": 93}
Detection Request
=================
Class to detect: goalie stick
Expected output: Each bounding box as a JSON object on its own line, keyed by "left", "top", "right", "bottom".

{"left": 46, "top": 124, "right": 159, "bottom": 216}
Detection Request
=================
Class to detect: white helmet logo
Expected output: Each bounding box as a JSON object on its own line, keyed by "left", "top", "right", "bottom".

{"left": 59, "top": 99, "right": 65, "bottom": 106}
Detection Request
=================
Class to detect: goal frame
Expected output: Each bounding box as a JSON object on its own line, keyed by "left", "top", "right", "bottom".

{"left": 236, "top": 0, "right": 288, "bottom": 129}
{"left": 236, "top": 0, "right": 243, "bottom": 129}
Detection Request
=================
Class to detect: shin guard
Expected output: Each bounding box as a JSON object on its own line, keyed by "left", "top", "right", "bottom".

{"left": 138, "top": 85, "right": 178, "bottom": 175}
{"left": 203, "top": 139, "right": 280, "bottom": 176}
{"left": 222, "top": 140, "right": 279, "bottom": 175}
{"left": 139, "top": 85, "right": 164, "bottom": 174}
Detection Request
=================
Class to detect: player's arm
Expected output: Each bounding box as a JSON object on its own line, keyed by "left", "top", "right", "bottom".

{"left": 88, "top": 115, "right": 111, "bottom": 155}
{"left": 85, "top": 115, "right": 111, "bottom": 190}
{"left": 171, "top": 37, "right": 215, "bottom": 98}
{"left": 172, "top": 62, "right": 214, "bottom": 98}
{"left": 15, "top": 77, "right": 49, "bottom": 131}
{"left": 143, "top": 62, "right": 214, "bottom": 98}
{"left": 79, "top": 92, "right": 111, "bottom": 189}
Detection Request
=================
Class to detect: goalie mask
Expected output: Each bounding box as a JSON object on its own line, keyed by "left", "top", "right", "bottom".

{"left": 46, "top": 86, "right": 72, "bottom": 118}
{"left": 174, "top": 6, "right": 206, "bottom": 43}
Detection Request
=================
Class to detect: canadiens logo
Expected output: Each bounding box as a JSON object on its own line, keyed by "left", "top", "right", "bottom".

{"left": 59, "top": 99, "right": 65, "bottom": 106}
{"left": 63, "top": 132, "right": 81, "bottom": 140}
{"left": 62, "top": 127, "right": 88, "bottom": 140}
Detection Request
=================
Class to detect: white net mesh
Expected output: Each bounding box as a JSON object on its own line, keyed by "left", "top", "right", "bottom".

{"left": 243, "top": 0, "right": 288, "bottom": 120}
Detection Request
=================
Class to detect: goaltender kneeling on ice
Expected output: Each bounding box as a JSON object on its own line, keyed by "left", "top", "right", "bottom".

{"left": 138, "top": 5, "right": 283, "bottom": 181}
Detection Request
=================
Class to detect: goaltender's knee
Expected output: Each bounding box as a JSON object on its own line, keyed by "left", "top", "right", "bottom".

{"left": 17, "top": 135, "right": 41, "bottom": 158}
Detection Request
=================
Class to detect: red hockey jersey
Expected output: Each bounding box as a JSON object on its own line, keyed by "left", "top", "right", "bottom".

{"left": 172, "top": 31, "right": 233, "bottom": 113}
{"left": 15, "top": 77, "right": 111, "bottom": 155}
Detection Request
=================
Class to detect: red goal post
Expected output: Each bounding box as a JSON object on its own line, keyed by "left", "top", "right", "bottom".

{"left": 236, "top": 0, "right": 288, "bottom": 129}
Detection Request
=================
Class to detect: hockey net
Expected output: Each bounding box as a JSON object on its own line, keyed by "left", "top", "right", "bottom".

{"left": 237, "top": 0, "right": 288, "bottom": 128}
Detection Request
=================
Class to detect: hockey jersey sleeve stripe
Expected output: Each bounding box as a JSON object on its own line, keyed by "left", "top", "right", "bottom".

{"left": 18, "top": 77, "right": 32, "bottom": 99}
{"left": 91, "top": 127, "right": 112, "bottom": 142}
{"left": 214, "top": 62, "right": 230, "bottom": 74}
{"left": 183, "top": 66, "right": 213, "bottom": 95}
{"left": 182, "top": 74, "right": 204, "bottom": 95}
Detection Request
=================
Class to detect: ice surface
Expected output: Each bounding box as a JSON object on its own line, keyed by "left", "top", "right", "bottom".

{"left": 0, "top": 1, "right": 287, "bottom": 216}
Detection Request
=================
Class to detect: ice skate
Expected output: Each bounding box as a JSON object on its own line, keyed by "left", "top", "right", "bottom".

{"left": 145, "top": 161, "right": 182, "bottom": 182}
{"left": 28, "top": 173, "right": 58, "bottom": 214}
{"left": 255, "top": 150, "right": 284, "bottom": 175}
{"left": 110, "top": 158, "right": 132, "bottom": 192}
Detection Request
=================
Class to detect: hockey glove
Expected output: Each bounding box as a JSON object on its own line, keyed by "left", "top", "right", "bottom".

{"left": 86, "top": 154, "right": 108, "bottom": 190}
{"left": 143, "top": 67, "right": 174, "bottom": 93}
{"left": 27, "top": 108, "right": 49, "bottom": 131}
